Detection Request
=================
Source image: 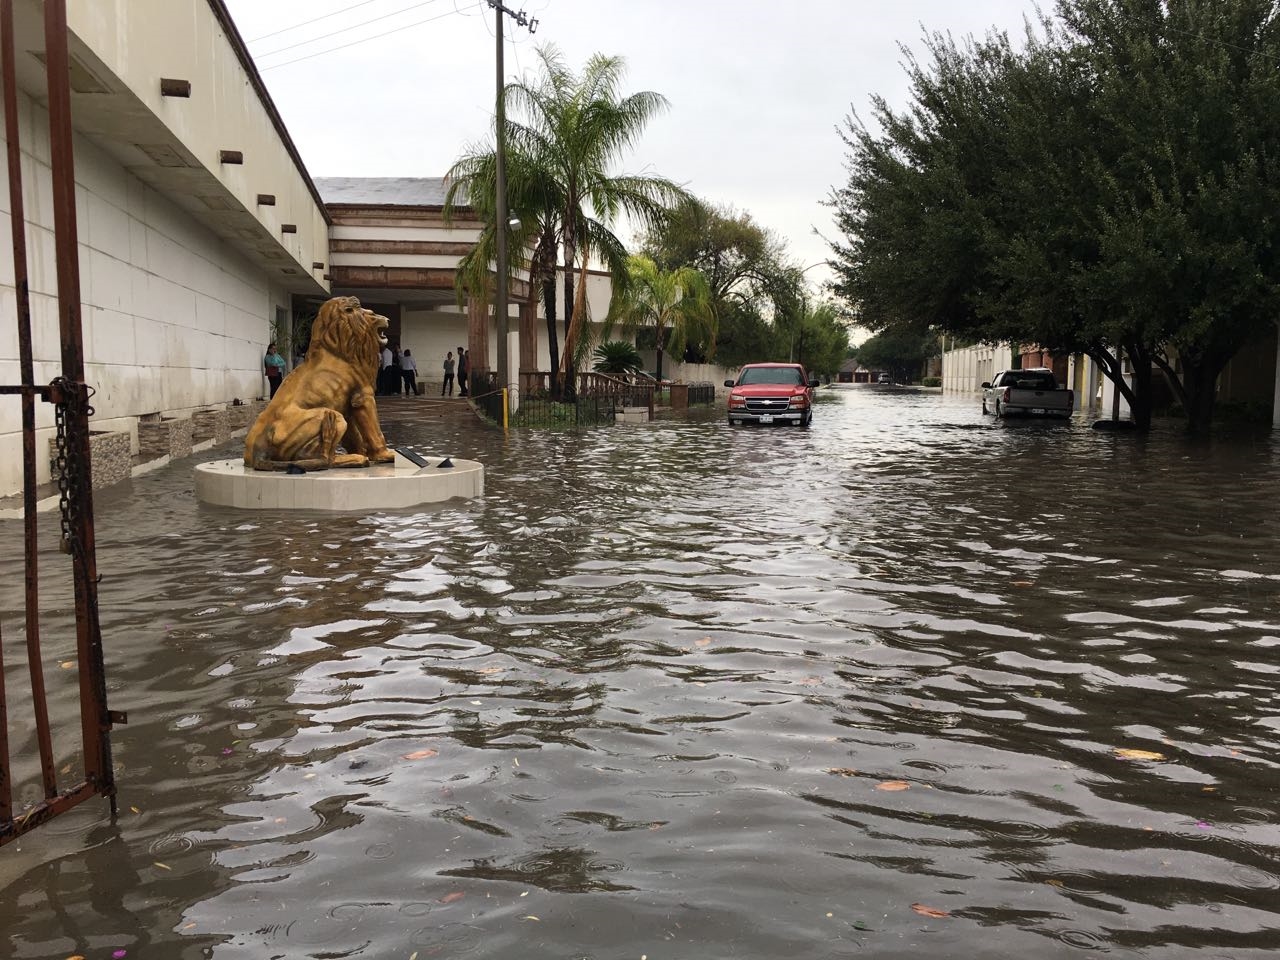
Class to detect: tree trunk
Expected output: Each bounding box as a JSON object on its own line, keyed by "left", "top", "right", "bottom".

{"left": 1088, "top": 346, "right": 1147, "bottom": 428}
{"left": 1180, "top": 355, "right": 1221, "bottom": 437}
{"left": 467, "top": 296, "right": 490, "bottom": 389}
{"left": 558, "top": 242, "right": 591, "bottom": 401}
{"left": 562, "top": 236, "right": 577, "bottom": 401}
{"left": 543, "top": 275, "right": 560, "bottom": 399}
{"left": 1126, "top": 342, "right": 1153, "bottom": 432}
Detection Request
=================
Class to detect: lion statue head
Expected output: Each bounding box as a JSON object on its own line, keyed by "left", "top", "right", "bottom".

{"left": 307, "top": 296, "right": 389, "bottom": 376}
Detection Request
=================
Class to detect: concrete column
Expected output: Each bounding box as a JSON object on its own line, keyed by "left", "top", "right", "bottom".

{"left": 515, "top": 299, "right": 537, "bottom": 393}
{"left": 670, "top": 383, "right": 689, "bottom": 411}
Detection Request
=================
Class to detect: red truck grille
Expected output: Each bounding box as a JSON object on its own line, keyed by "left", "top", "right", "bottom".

{"left": 744, "top": 397, "right": 795, "bottom": 411}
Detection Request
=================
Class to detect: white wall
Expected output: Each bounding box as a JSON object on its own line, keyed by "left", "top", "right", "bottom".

{"left": 401, "top": 302, "right": 636, "bottom": 391}
{"left": 0, "top": 91, "right": 289, "bottom": 497}
{"left": 68, "top": 0, "right": 329, "bottom": 282}
{"left": 942, "top": 342, "right": 1007, "bottom": 394}
{"left": 400, "top": 306, "right": 469, "bottom": 389}
{"left": 1067, "top": 353, "right": 1102, "bottom": 414}
{"left": 1099, "top": 370, "right": 1134, "bottom": 420}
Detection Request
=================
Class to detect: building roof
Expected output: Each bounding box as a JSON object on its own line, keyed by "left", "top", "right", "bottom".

{"left": 314, "top": 177, "right": 461, "bottom": 208}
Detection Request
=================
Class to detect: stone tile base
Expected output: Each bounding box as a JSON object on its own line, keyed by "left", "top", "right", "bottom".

{"left": 138, "top": 416, "right": 194, "bottom": 460}
{"left": 227, "top": 399, "right": 267, "bottom": 431}
{"left": 48, "top": 429, "right": 132, "bottom": 490}
{"left": 192, "top": 408, "right": 230, "bottom": 445}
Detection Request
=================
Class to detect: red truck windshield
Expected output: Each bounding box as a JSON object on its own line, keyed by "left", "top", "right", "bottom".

{"left": 738, "top": 367, "right": 804, "bottom": 386}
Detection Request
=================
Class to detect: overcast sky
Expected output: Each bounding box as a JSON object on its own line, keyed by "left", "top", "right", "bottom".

{"left": 225, "top": 0, "right": 1043, "bottom": 293}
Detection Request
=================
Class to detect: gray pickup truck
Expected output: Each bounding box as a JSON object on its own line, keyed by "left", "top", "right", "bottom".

{"left": 981, "top": 368, "right": 1074, "bottom": 419}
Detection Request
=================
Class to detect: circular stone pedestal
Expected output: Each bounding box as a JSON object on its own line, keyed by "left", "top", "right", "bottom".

{"left": 195, "top": 453, "right": 483, "bottom": 511}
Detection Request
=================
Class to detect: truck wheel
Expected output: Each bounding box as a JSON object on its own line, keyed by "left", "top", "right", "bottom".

{"left": 995, "top": 400, "right": 1002, "bottom": 418}
{"left": 981, "top": 400, "right": 988, "bottom": 414}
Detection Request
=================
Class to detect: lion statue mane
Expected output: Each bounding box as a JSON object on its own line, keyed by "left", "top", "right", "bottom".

{"left": 244, "top": 296, "right": 396, "bottom": 471}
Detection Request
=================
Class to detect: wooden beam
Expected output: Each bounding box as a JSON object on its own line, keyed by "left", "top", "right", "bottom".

{"left": 256, "top": 193, "right": 276, "bottom": 206}
{"left": 219, "top": 150, "right": 243, "bottom": 164}
{"left": 330, "top": 238, "right": 476, "bottom": 257}
{"left": 328, "top": 264, "right": 529, "bottom": 299}
{"left": 160, "top": 78, "right": 191, "bottom": 97}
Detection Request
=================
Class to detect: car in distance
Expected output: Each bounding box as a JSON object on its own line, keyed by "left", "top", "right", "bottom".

{"left": 725, "top": 362, "right": 820, "bottom": 426}
{"left": 981, "top": 368, "right": 1073, "bottom": 419}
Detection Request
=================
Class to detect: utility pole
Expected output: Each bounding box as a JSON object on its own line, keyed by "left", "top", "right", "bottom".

{"left": 485, "top": 1, "right": 537, "bottom": 406}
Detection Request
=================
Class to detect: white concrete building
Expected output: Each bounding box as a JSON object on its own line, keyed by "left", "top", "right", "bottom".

{"left": 0, "top": 0, "right": 328, "bottom": 497}
{"left": 0, "top": 3, "right": 790, "bottom": 504}
{"left": 941, "top": 341, "right": 1007, "bottom": 397}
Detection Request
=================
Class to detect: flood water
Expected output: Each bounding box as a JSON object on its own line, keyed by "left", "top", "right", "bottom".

{"left": 2, "top": 387, "right": 1280, "bottom": 959}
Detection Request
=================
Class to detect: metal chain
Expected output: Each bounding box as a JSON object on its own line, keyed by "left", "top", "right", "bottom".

{"left": 50, "top": 376, "right": 94, "bottom": 555}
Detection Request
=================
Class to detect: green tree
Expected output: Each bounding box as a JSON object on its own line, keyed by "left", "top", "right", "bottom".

{"left": 608, "top": 255, "right": 715, "bottom": 380}
{"left": 445, "top": 145, "right": 564, "bottom": 389}
{"left": 1059, "top": 0, "right": 1280, "bottom": 433}
{"left": 829, "top": 0, "right": 1280, "bottom": 433}
{"left": 796, "top": 302, "right": 851, "bottom": 379}
{"left": 505, "top": 45, "right": 689, "bottom": 397}
{"left": 854, "top": 326, "right": 941, "bottom": 384}
{"left": 642, "top": 199, "right": 798, "bottom": 368}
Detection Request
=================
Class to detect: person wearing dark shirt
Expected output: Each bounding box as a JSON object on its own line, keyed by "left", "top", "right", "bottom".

{"left": 264, "top": 342, "right": 286, "bottom": 398}
{"left": 442, "top": 351, "right": 455, "bottom": 396}
{"left": 457, "top": 346, "right": 469, "bottom": 397}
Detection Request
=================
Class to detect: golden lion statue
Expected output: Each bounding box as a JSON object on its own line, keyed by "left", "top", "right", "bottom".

{"left": 244, "top": 296, "right": 397, "bottom": 471}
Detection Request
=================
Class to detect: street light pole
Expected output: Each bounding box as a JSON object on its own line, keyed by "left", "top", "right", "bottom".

{"left": 493, "top": 1, "right": 508, "bottom": 401}
{"left": 485, "top": 2, "right": 537, "bottom": 407}
{"left": 791, "top": 260, "right": 830, "bottom": 367}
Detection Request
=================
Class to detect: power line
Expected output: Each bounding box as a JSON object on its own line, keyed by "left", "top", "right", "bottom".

{"left": 247, "top": 0, "right": 386, "bottom": 44}
{"left": 260, "top": 8, "right": 465, "bottom": 70}
{"left": 256, "top": 0, "right": 443, "bottom": 60}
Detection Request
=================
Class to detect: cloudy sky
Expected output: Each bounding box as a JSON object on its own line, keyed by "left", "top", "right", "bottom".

{"left": 225, "top": 0, "right": 1043, "bottom": 291}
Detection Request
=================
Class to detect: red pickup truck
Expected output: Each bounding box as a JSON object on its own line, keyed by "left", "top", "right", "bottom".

{"left": 724, "top": 362, "right": 819, "bottom": 426}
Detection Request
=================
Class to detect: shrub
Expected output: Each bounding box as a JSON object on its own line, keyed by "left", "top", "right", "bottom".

{"left": 921, "top": 376, "right": 942, "bottom": 387}
{"left": 593, "top": 340, "right": 643, "bottom": 375}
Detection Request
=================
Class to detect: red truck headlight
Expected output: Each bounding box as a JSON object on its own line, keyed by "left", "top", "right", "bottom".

{"left": 729, "top": 393, "right": 746, "bottom": 408}
{"left": 788, "top": 392, "right": 808, "bottom": 408}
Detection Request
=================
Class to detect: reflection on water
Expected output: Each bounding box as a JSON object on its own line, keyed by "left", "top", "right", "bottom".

{"left": 2, "top": 389, "right": 1279, "bottom": 959}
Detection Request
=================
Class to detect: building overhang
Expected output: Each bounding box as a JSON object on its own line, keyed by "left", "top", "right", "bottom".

{"left": 7, "top": 0, "right": 328, "bottom": 296}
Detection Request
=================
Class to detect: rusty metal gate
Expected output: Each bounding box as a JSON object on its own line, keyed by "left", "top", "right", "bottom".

{"left": 0, "top": 0, "right": 121, "bottom": 846}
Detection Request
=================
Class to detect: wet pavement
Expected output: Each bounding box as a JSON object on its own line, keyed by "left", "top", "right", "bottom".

{"left": 2, "top": 386, "right": 1279, "bottom": 959}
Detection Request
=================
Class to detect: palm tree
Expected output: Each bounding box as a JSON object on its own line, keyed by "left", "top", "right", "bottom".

{"left": 592, "top": 340, "right": 644, "bottom": 375}
{"left": 505, "top": 45, "right": 689, "bottom": 398}
{"left": 609, "top": 255, "right": 715, "bottom": 380}
{"left": 444, "top": 143, "right": 563, "bottom": 394}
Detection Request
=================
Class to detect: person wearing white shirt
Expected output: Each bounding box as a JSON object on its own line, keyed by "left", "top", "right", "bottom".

{"left": 400, "top": 349, "right": 419, "bottom": 396}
